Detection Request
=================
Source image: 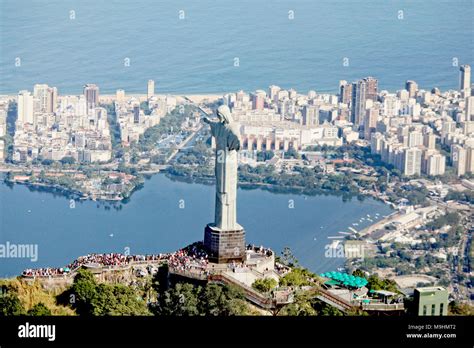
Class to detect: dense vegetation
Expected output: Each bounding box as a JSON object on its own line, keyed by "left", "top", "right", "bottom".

{"left": 151, "top": 282, "right": 250, "bottom": 316}
{"left": 444, "top": 190, "right": 474, "bottom": 204}
{"left": 64, "top": 269, "right": 151, "bottom": 316}
{"left": 252, "top": 278, "right": 278, "bottom": 293}
{"left": 426, "top": 212, "right": 460, "bottom": 230}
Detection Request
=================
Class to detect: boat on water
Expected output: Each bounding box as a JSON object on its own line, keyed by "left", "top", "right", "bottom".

{"left": 348, "top": 227, "right": 358, "bottom": 233}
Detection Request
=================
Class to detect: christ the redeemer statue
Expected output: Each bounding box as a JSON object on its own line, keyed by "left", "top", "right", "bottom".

{"left": 203, "top": 105, "right": 241, "bottom": 231}
{"left": 203, "top": 105, "right": 245, "bottom": 263}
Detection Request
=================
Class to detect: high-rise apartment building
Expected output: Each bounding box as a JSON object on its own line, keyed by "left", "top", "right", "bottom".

{"left": 402, "top": 147, "right": 422, "bottom": 176}
{"left": 425, "top": 152, "right": 446, "bottom": 176}
{"left": 147, "top": 80, "right": 155, "bottom": 99}
{"left": 460, "top": 65, "right": 471, "bottom": 97}
{"left": 116, "top": 89, "right": 125, "bottom": 102}
{"left": 405, "top": 80, "right": 418, "bottom": 98}
{"left": 451, "top": 144, "right": 467, "bottom": 176}
{"left": 33, "top": 84, "right": 57, "bottom": 113}
{"left": 17, "top": 90, "right": 34, "bottom": 125}
{"left": 133, "top": 104, "right": 140, "bottom": 124}
{"left": 251, "top": 90, "right": 265, "bottom": 110}
{"left": 302, "top": 105, "right": 319, "bottom": 127}
{"left": 465, "top": 96, "right": 474, "bottom": 121}
{"left": 351, "top": 80, "right": 367, "bottom": 127}
{"left": 351, "top": 77, "right": 378, "bottom": 128}
{"left": 423, "top": 133, "right": 436, "bottom": 149}
{"left": 364, "top": 76, "right": 378, "bottom": 101}
{"left": 363, "top": 107, "right": 379, "bottom": 140}
{"left": 84, "top": 84, "right": 99, "bottom": 113}
{"left": 339, "top": 80, "right": 352, "bottom": 104}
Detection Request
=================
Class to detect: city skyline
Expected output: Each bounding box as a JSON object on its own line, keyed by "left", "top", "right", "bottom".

{"left": 1, "top": 1, "right": 473, "bottom": 344}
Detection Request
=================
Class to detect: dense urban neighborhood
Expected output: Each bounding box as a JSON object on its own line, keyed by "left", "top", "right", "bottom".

{"left": 0, "top": 67, "right": 473, "bottom": 313}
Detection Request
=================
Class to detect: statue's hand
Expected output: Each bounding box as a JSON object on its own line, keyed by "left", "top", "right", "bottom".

{"left": 202, "top": 117, "right": 212, "bottom": 124}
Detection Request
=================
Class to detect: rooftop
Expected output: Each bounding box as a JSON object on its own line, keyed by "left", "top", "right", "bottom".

{"left": 415, "top": 286, "right": 446, "bottom": 293}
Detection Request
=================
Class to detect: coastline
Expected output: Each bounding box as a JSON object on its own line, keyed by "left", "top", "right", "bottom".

{"left": 0, "top": 93, "right": 226, "bottom": 103}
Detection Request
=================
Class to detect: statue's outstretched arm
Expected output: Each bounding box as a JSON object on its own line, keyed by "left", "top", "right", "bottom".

{"left": 202, "top": 117, "right": 218, "bottom": 124}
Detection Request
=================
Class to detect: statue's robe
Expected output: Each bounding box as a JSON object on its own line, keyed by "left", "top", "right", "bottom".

{"left": 209, "top": 121, "right": 240, "bottom": 231}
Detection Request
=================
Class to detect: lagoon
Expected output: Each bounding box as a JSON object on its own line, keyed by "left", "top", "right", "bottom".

{"left": 0, "top": 174, "right": 392, "bottom": 277}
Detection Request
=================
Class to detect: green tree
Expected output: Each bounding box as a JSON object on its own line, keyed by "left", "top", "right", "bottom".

{"left": 279, "top": 268, "right": 315, "bottom": 287}
{"left": 154, "top": 283, "right": 200, "bottom": 316}
{"left": 60, "top": 156, "right": 76, "bottom": 165}
{"left": 367, "top": 274, "right": 398, "bottom": 293}
{"left": 41, "top": 159, "right": 53, "bottom": 166}
{"left": 352, "top": 269, "right": 366, "bottom": 278}
{"left": 449, "top": 301, "right": 474, "bottom": 316}
{"left": 278, "top": 292, "right": 317, "bottom": 316}
{"left": 0, "top": 293, "right": 25, "bottom": 316}
{"left": 252, "top": 278, "right": 277, "bottom": 293}
{"left": 68, "top": 269, "right": 150, "bottom": 316}
{"left": 27, "top": 303, "right": 52, "bottom": 316}
{"left": 70, "top": 269, "right": 99, "bottom": 315}
{"left": 280, "top": 247, "right": 298, "bottom": 267}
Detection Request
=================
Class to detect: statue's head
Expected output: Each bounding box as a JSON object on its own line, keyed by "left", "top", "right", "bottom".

{"left": 216, "top": 105, "right": 233, "bottom": 124}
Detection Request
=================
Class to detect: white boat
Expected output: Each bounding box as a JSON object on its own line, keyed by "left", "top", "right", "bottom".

{"left": 348, "top": 227, "right": 358, "bottom": 233}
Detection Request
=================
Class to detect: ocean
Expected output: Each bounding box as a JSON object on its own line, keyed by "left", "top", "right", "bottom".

{"left": 1, "top": 0, "right": 472, "bottom": 95}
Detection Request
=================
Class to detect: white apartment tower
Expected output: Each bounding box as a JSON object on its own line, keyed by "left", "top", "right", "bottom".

{"left": 426, "top": 153, "right": 446, "bottom": 176}
{"left": 402, "top": 147, "right": 422, "bottom": 176}
{"left": 465, "top": 96, "right": 474, "bottom": 121}
{"left": 460, "top": 65, "right": 471, "bottom": 97}
{"left": 147, "top": 80, "right": 155, "bottom": 99}
{"left": 33, "top": 84, "right": 57, "bottom": 113}
{"left": 451, "top": 144, "right": 467, "bottom": 176}
{"left": 17, "top": 90, "right": 34, "bottom": 125}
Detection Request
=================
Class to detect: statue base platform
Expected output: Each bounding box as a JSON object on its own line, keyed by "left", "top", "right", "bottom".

{"left": 204, "top": 223, "right": 246, "bottom": 263}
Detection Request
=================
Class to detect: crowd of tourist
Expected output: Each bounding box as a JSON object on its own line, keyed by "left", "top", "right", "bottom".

{"left": 247, "top": 244, "right": 273, "bottom": 257}
{"left": 168, "top": 242, "right": 209, "bottom": 274}
{"left": 22, "top": 267, "right": 71, "bottom": 277}
{"left": 22, "top": 253, "right": 166, "bottom": 277}
{"left": 22, "top": 243, "right": 210, "bottom": 278}
{"left": 22, "top": 243, "right": 278, "bottom": 279}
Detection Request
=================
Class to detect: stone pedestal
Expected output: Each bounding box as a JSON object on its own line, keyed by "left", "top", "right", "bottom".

{"left": 204, "top": 223, "right": 245, "bottom": 263}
